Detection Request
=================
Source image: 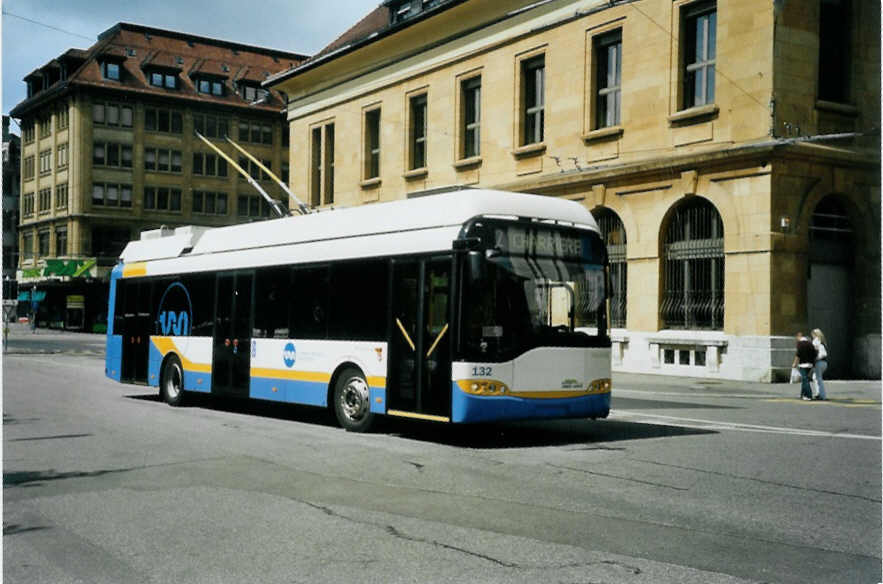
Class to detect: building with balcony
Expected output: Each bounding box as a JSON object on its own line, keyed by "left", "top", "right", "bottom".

{"left": 11, "top": 22, "right": 307, "bottom": 330}
{"left": 268, "top": 0, "right": 880, "bottom": 381}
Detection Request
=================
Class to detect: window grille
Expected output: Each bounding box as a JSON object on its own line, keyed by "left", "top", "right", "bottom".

{"left": 660, "top": 198, "right": 724, "bottom": 329}
{"left": 593, "top": 208, "right": 627, "bottom": 328}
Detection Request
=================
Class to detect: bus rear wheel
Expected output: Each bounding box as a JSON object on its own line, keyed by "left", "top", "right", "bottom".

{"left": 161, "top": 355, "right": 186, "bottom": 407}
{"left": 333, "top": 368, "right": 375, "bottom": 432}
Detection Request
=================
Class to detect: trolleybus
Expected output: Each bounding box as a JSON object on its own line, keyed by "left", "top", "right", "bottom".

{"left": 105, "top": 189, "right": 611, "bottom": 431}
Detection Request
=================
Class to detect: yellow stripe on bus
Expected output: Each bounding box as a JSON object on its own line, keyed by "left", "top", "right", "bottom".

{"left": 122, "top": 262, "right": 147, "bottom": 278}
{"left": 387, "top": 410, "right": 450, "bottom": 422}
{"left": 251, "top": 367, "right": 331, "bottom": 383}
{"left": 151, "top": 337, "right": 212, "bottom": 373}
{"left": 251, "top": 367, "right": 386, "bottom": 389}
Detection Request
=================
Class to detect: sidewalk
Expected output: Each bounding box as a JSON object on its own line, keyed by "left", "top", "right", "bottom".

{"left": 5, "top": 321, "right": 106, "bottom": 340}
{"left": 613, "top": 371, "right": 881, "bottom": 400}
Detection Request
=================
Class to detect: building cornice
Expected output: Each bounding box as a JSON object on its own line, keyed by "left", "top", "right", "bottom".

{"left": 494, "top": 139, "right": 879, "bottom": 194}
{"left": 11, "top": 81, "right": 288, "bottom": 120}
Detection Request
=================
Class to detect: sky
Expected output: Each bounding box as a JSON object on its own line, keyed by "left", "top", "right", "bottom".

{"left": 1, "top": 0, "right": 377, "bottom": 120}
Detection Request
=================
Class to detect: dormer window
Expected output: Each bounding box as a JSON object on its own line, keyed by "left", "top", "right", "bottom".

{"left": 389, "top": 0, "right": 444, "bottom": 24}
{"left": 101, "top": 61, "right": 120, "bottom": 81}
{"left": 196, "top": 78, "right": 225, "bottom": 96}
{"left": 149, "top": 70, "right": 178, "bottom": 89}
{"left": 395, "top": 3, "right": 411, "bottom": 21}
{"left": 239, "top": 83, "right": 269, "bottom": 103}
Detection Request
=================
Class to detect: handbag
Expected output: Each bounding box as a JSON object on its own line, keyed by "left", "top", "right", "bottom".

{"left": 789, "top": 367, "right": 801, "bottom": 383}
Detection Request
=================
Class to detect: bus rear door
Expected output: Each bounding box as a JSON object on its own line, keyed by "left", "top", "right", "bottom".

{"left": 121, "top": 280, "right": 151, "bottom": 384}
{"left": 211, "top": 272, "right": 253, "bottom": 397}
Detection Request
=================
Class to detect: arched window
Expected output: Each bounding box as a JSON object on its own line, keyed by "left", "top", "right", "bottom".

{"left": 660, "top": 198, "right": 724, "bottom": 329}
{"left": 593, "top": 208, "right": 627, "bottom": 328}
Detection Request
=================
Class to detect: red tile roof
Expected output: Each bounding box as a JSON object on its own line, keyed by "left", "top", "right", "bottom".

{"left": 11, "top": 22, "right": 309, "bottom": 118}
{"left": 314, "top": 5, "right": 391, "bottom": 60}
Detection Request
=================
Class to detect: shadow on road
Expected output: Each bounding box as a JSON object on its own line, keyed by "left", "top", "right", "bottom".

{"left": 384, "top": 417, "right": 716, "bottom": 448}
{"left": 4, "top": 467, "right": 136, "bottom": 488}
{"left": 124, "top": 392, "right": 716, "bottom": 448}
{"left": 126, "top": 392, "right": 338, "bottom": 428}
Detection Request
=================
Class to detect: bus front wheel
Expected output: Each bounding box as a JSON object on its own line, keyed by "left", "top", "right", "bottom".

{"left": 333, "top": 368, "right": 375, "bottom": 432}
{"left": 161, "top": 355, "right": 186, "bottom": 407}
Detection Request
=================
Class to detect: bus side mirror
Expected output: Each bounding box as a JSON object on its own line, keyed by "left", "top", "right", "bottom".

{"left": 467, "top": 251, "right": 485, "bottom": 284}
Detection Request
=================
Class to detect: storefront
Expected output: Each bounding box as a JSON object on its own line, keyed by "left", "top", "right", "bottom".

{"left": 17, "top": 258, "right": 110, "bottom": 332}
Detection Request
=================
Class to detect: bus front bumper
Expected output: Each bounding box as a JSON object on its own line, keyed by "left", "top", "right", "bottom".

{"left": 451, "top": 383, "right": 610, "bottom": 423}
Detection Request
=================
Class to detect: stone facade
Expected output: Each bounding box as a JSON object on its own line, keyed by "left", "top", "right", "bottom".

{"left": 270, "top": 0, "right": 879, "bottom": 381}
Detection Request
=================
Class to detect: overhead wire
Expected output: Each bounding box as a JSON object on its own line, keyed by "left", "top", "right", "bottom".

{"left": 2, "top": 10, "right": 94, "bottom": 42}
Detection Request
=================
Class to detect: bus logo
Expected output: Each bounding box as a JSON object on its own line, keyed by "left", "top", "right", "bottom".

{"left": 156, "top": 282, "right": 192, "bottom": 337}
{"left": 283, "top": 343, "right": 296, "bottom": 368}
{"left": 158, "top": 311, "right": 189, "bottom": 336}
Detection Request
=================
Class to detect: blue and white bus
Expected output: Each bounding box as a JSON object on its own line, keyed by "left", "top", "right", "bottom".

{"left": 105, "top": 189, "right": 611, "bottom": 431}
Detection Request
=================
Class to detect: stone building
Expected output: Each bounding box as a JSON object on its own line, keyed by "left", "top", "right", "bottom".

{"left": 3, "top": 116, "right": 21, "bottom": 301}
{"left": 268, "top": 0, "right": 880, "bottom": 381}
{"left": 10, "top": 23, "right": 307, "bottom": 330}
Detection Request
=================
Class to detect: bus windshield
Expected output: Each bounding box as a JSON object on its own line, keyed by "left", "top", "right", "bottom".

{"left": 459, "top": 221, "right": 608, "bottom": 362}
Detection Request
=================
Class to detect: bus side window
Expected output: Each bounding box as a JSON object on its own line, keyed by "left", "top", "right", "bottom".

{"left": 328, "top": 260, "right": 387, "bottom": 341}
{"left": 187, "top": 274, "right": 215, "bottom": 337}
{"left": 289, "top": 266, "right": 328, "bottom": 340}
{"left": 255, "top": 266, "right": 290, "bottom": 339}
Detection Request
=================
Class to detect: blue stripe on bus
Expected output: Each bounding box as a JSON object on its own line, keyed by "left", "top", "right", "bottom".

{"left": 148, "top": 341, "right": 162, "bottom": 387}
{"left": 369, "top": 387, "right": 386, "bottom": 414}
{"left": 451, "top": 383, "right": 610, "bottom": 423}
{"left": 105, "top": 335, "right": 122, "bottom": 381}
{"left": 183, "top": 370, "right": 211, "bottom": 393}
{"left": 250, "top": 376, "right": 327, "bottom": 407}
{"left": 249, "top": 375, "right": 387, "bottom": 412}
{"left": 105, "top": 265, "right": 123, "bottom": 379}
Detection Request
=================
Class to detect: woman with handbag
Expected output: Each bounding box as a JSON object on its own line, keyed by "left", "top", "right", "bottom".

{"left": 811, "top": 329, "right": 828, "bottom": 401}
{"left": 792, "top": 332, "right": 817, "bottom": 401}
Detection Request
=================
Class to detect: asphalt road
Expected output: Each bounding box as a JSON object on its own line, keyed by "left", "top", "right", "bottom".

{"left": 3, "top": 328, "right": 881, "bottom": 583}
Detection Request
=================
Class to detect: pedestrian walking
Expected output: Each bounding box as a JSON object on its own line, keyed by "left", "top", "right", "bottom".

{"left": 792, "top": 332, "right": 817, "bottom": 401}
{"left": 811, "top": 328, "right": 828, "bottom": 401}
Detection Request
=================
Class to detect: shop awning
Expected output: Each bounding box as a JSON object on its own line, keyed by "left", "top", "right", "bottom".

{"left": 17, "top": 290, "right": 47, "bottom": 302}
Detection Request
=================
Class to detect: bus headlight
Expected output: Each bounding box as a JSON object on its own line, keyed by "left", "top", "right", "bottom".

{"left": 588, "top": 378, "right": 611, "bottom": 393}
{"left": 459, "top": 380, "right": 509, "bottom": 395}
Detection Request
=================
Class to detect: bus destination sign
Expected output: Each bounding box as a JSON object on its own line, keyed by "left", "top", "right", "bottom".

{"left": 495, "top": 226, "right": 585, "bottom": 260}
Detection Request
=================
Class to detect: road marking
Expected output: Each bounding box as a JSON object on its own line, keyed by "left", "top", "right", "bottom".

{"left": 611, "top": 410, "right": 881, "bottom": 441}
{"left": 615, "top": 388, "right": 779, "bottom": 399}
{"left": 616, "top": 388, "right": 880, "bottom": 407}
{"left": 763, "top": 398, "right": 880, "bottom": 408}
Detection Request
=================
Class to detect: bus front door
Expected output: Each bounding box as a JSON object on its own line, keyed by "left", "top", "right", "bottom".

{"left": 211, "top": 272, "right": 253, "bottom": 397}
{"left": 388, "top": 257, "right": 452, "bottom": 419}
